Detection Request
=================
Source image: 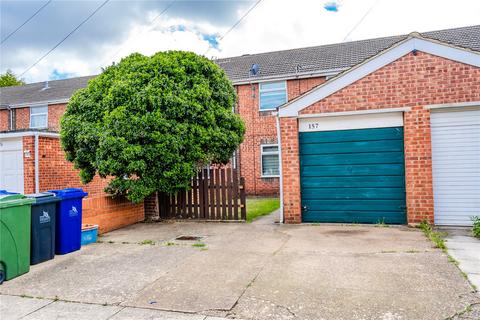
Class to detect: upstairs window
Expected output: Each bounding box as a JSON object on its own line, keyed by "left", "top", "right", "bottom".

{"left": 261, "top": 144, "right": 280, "bottom": 177}
{"left": 30, "top": 106, "right": 48, "bottom": 129}
{"left": 259, "top": 81, "right": 287, "bottom": 111}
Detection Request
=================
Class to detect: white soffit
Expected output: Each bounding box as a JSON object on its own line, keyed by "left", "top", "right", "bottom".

{"left": 279, "top": 37, "right": 480, "bottom": 117}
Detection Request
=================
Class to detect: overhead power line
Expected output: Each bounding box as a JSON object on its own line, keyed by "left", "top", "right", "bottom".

{"left": 204, "top": 0, "right": 263, "bottom": 56}
{"left": 20, "top": 0, "right": 111, "bottom": 77}
{"left": 99, "top": 0, "right": 175, "bottom": 69}
{"left": 1, "top": 0, "right": 52, "bottom": 45}
{"left": 342, "top": 0, "right": 380, "bottom": 42}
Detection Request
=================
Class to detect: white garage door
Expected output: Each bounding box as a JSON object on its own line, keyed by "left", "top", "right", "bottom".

{"left": 431, "top": 108, "right": 480, "bottom": 226}
{"left": 0, "top": 138, "right": 24, "bottom": 193}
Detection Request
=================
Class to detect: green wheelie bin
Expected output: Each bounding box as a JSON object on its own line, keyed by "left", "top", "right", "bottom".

{"left": 0, "top": 194, "right": 35, "bottom": 284}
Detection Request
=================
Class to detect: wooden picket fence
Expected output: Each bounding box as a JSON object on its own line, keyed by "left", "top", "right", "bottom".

{"left": 157, "top": 168, "right": 246, "bottom": 221}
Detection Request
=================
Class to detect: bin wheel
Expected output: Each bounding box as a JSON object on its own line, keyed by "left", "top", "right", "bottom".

{"left": 0, "top": 264, "right": 5, "bottom": 285}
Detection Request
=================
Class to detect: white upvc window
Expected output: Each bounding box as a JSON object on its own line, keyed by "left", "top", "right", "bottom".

{"left": 259, "top": 81, "right": 287, "bottom": 111}
{"left": 261, "top": 144, "right": 280, "bottom": 177}
{"left": 30, "top": 106, "right": 48, "bottom": 129}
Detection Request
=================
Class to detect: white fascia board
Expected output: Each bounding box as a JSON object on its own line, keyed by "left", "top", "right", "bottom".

{"left": 0, "top": 131, "right": 60, "bottom": 139}
{"left": 299, "top": 112, "right": 404, "bottom": 132}
{"left": 279, "top": 37, "right": 480, "bottom": 118}
{"left": 413, "top": 38, "right": 480, "bottom": 67}
{"left": 424, "top": 101, "right": 480, "bottom": 110}
{"left": 7, "top": 98, "right": 70, "bottom": 108}
{"left": 231, "top": 68, "right": 347, "bottom": 85}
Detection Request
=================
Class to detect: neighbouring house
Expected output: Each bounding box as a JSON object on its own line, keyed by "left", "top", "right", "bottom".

{"left": 1, "top": 25, "right": 479, "bottom": 227}
{"left": 0, "top": 79, "right": 144, "bottom": 234}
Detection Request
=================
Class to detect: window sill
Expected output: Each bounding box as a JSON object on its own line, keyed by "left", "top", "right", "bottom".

{"left": 258, "top": 109, "right": 277, "bottom": 116}
{"left": 261, "top": 175, "right": 280, "bottom": 179}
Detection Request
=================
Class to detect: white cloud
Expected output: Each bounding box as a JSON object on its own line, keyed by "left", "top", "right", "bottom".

{"left": 10, "top": 0, "right": 480, "bottom": 83}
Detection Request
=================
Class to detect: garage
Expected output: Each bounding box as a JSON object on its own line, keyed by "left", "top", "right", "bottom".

{"left": 299, "top": 113, "right": 406, "bottom": 224}
{"left": 0, "top": 138, "right": 24, "bottom": 193}
{"left": 431, "top": 107, "right": 480, "bottom": 226}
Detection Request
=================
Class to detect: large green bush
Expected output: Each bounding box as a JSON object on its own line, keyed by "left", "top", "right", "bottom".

{"left": 61, "top": 51, "right": 245, "bottom": 203}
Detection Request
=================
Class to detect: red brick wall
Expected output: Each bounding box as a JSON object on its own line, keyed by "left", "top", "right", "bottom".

{"left": 47, "top": 103, "right": 66, "bottom": 131}
{"left": 237, "top": 76, "right": 325, "bottom": 195}
{"left": 0, "top": 109, "right": 8, "bottom": 131}
{"left": 21, "top": 136, "right": 144, "bottom": 233}
{"left": 282, "top": 51, "right": 480, "bottom": 224}
{"left": 15, "top": 107, "right": 30, "bottom": 130}
{"left": 279, "top": 117, "right": 301, "bottom": 223}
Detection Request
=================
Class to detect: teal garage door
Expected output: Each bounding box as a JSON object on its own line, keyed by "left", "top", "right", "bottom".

{"left": 299, "top": 127, "right": 406, "bottom": 224}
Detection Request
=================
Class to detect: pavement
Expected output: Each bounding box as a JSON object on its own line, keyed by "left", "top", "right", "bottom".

{"left": 443, "top": 228, "right": 480, "bottom": 290}
{"left": 1, "top": 211, "right": 479, "bottom": 320}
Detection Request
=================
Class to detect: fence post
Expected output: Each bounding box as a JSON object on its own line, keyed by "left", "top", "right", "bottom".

{"left": 240, "top": 177, "right": 246, "bottom": 221}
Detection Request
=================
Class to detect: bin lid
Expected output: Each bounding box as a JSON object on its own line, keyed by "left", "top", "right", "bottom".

{"left": 0, "top": 190, "right": 19, "bottom": 195}
{"left": 48, "top": 188, "right": 88, "bottom": 200}
{"left": 26, "top": 192, "right": 61, "bottom": 204}
{"left": 0, "top": 194, "right": 35, "bottom": 209}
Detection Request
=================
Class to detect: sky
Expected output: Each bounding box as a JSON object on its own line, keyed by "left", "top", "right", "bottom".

{"left": 1, "top": 0, "right": 479, "bottom": 83}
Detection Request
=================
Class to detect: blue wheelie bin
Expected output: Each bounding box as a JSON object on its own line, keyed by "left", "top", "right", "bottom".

{"left": 0, "top": 190, "right": 19, "bottom": 195}
{"left": 48, "top": 188, "right": 88, "bottom": 255}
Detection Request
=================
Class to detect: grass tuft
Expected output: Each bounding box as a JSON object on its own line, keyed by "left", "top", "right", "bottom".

{"left": 192, "top": 242, "right": 206, "bottom": 248}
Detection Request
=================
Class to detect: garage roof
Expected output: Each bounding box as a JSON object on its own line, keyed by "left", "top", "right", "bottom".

{"left": 1, "top": 25, "right": 479, "bottom": 107}
{"left": 278, "top": 34, "right": 480, "bottom": 117}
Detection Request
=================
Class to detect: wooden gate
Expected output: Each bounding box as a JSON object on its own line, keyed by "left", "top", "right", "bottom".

{"left": 157, "top": 168, "right": 246, "bottom": 221}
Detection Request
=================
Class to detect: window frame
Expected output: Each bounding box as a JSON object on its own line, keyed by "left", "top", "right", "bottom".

{"left": 260, "top": 143, "right": 280, "bottom": 178}
{"left": 29, "top": 105, "right": 48, "bottom": 129}
{"left": 259, "top": 81, "right": 287, "bottom": 111}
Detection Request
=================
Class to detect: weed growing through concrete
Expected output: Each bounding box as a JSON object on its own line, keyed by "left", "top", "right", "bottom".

{"left": 139, "top": 239, "right": 155, "bottom": 245}
{"left": 406, "top": 249, "right": 420, "bottom": 253}
{"left": 471, "top": 216, "right": 480, "bottom": 238}
{"left": 419, "top": 220, "right": 446, "bottom": 251}
{"left": 164, "top": 242, "right": 177, "bottom": 246}
{"left": 375, "top": 218, "right": 389, "bottom": 227}
{"left": 447, "top": 255, "right": 460, "bottom": 266}
{"left": 420, "top": 221, "right": 478, "bottom": 291}
{"left": 192, "top": 242, "right": 206, "bottom": 248}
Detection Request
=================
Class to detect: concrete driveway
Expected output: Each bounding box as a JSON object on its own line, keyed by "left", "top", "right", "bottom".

{"left": 1, "top": 212, "right": 478, "bottom": 320}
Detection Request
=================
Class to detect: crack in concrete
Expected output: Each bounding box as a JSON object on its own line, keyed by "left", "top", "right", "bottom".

{"left": 445, "top": 300, "right": 480, "bottom": 320}
{"left": 224, "top": 230, "right": 292, "bottom": 318}
{"left": 18, "top": 299, "right": 55, "bottom": 319}
{"left": 105, "top": 306, "right": 126, "bottom": 320}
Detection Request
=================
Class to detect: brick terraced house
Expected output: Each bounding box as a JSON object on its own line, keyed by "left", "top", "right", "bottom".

{"left": 1, "top": 25, "right": 479, "bottom": 229}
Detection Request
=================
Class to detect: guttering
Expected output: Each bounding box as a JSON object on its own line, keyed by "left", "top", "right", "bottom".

{"left": 231, "top": 68, "right": 347, "bottom": 85}
{"left": 0, "top": 98, "right": 70, "bottom": 109}
{"left": 274, "top": 111, "right": 284, "bottom": 223}
{"left": 0, "top": 131, "right": 60, "bottom": 139}
{"left": 34, "top": 132, "right": 39, "bottom": 193}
